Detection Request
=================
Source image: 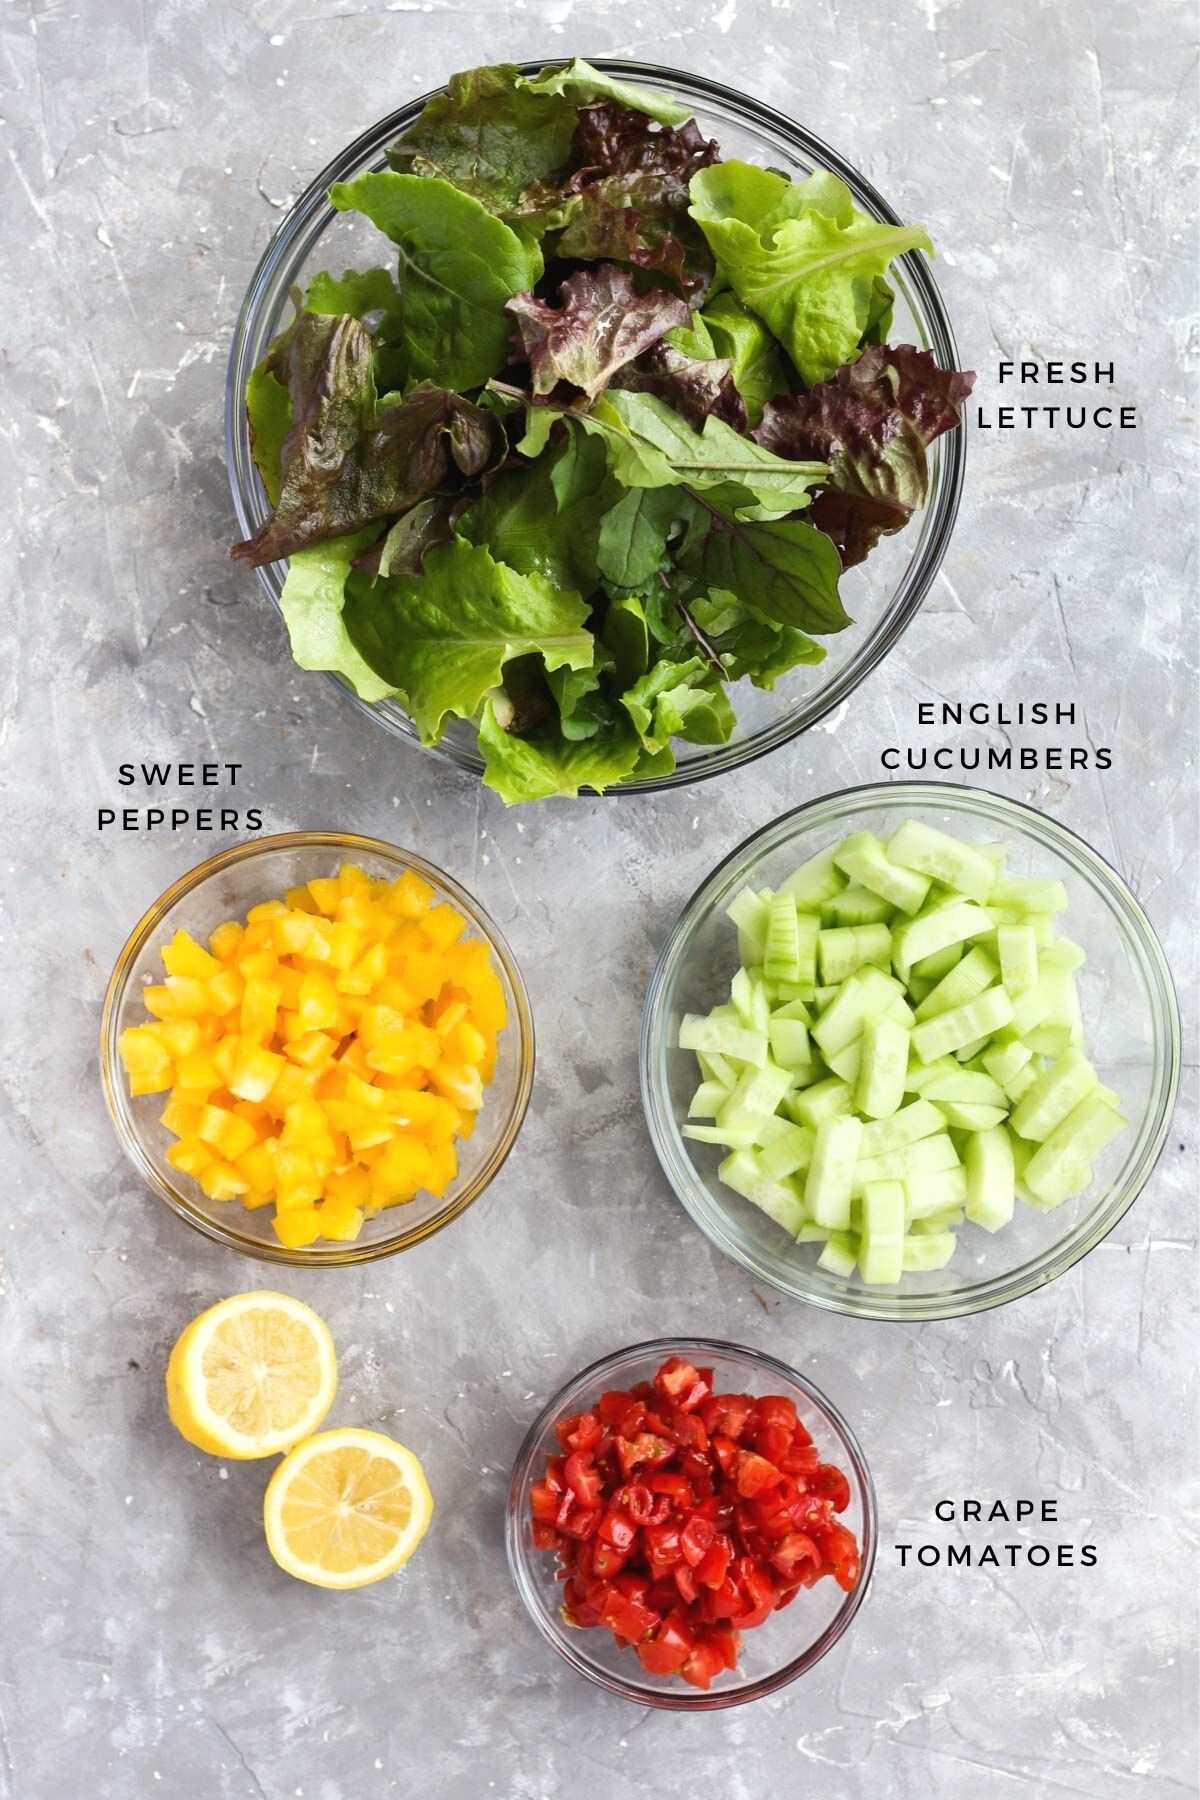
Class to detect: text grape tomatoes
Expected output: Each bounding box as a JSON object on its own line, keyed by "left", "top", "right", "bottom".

{"left": 529, "top": 1355, "right": 861, "bottom": 1689}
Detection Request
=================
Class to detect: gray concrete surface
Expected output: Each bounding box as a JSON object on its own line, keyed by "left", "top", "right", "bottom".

{"left": 1, "top": 0, "right": 1197, "bottom": 1795}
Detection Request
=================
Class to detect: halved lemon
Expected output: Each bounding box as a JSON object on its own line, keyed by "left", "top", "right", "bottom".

{"left": 263, "top": 1428, "right": 434, "bottom": 1589}
{"left": 166, "top": 1291, "right": 337, "bottom": 1460}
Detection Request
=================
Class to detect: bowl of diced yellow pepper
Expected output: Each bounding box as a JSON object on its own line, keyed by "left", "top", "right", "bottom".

{"left": 101, "top": 832, "right": 534, "bottom": 1263}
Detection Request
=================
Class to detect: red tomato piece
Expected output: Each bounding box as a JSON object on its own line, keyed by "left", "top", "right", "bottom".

{"left": 754, "top": 1422, "right": 792, "bottom": 1466}
{"left": 598, "top": 1389, "right": 633, "bottom": 1427}
{"left": 681, "top": 1639, "right": 725, "bottom": 1690}
{"left": 706, "top": 1621, "right": 741, "bottom": 1671}
{"left": 649, "top": 1472, "right": 694, "bottom": 1509}
{"left": 809, "top": 1464, "right": 852, "bottom": 1512}
{"left": 816, "top": 1519, "right": 861, "bottom": 1592}
{"left": 673, "top": 1559, "right": 699, "bottom": 1605}
{"left": 599, "top": 1509, "right": 637, "bottom": 1552}
{"left": 653, "top": 1357, "right": 702, "bottom": 1404}
{"left": 696, "top": 1536, "right": 731, "bottom": 1591}
{"left": 616, "top": 1432, "right": 672, "bottom": 1478}
{"left": 531, "top": 1520, "right": 560, "bottom": 1551}
{"left": 780, "top": 1442, "right": 820, "bottom": 1477}
{"left": 735, "top": 1451, "right": 785, "bottom": 1499}
{"left": 559, "top": 1504, "right": 601, "bottom": 1541}
{"left": 710, "top": 1434, "right": 739, "bottom": 1477}
{"left": 616, "top": 1482, "right": 654, "bottom": 1524}
{"left": 769, "top": 1531, "right": 820, "bottom": 1580}
{"left": 643, "top": 1522, "right": 682, "bottom": 1575}
{"left": 700, "top": 1394, "right": 755, "bottom": 1440}
{"left": 530, "top": 1479, "right": 560, "bottom": 1524}
{"left": 636, "top": 1611, "right": 695, "bottom": 1676}
{"left": 751, "top": 1394, "right": 799, "bottom": 1434}
{"left": 679, "top": 1514, "right": 716, "bottom": 1567}
{"left": 564, "top": 1451, "right": 604, "bottom": 1507}
{"left": 590, "top": 1541, "right": 628, "bottom": 1579}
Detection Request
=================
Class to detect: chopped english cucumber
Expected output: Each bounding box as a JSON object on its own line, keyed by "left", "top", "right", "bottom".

{"left": 676, "top": 817, "right": 1128, "bottom": 1286}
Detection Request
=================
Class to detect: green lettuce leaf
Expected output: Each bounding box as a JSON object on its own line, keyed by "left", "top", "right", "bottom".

{"left": 245, "top": 359, "right": 291, "bottom": 506}
{"left": 329, "top": 172, "right": 542, "bottom": 391}
{"left": 233, "top": 313, "right": 503, "bottom": 565}
{"left": 303, "top": 266, "right": 405, "bottom": 336}
{"left": 690, "top": 591, "right": 825, "bottom": 688}
{"left": 547, "top": 650, "right": 616, "bottom": 740}
{"left": 457, "top": 433, "right": 610, "bottom": 593}
{"left": 621, "top": 655, "right": 735, "bottom": 752}
{"left": 386, "top": 63, "right": 578, "bottom": 214}
{"left": 596, "top": 485, "right": 682, "bottom": 588}
{"left": 278, "top": 531, "right": 397, "bottom": 704}
{"left": 601, "top": 390, "right": 827, "bottom": 513}
{"left": 479, "top": 698, "right": 646, "bottom": 802}
{"left": 689, "top": 162, "right": 933, "bottom": 386}
{"left": 676, "top": 490, "right": 847, "bottom": 636}
{"left": 339, "top": 538, "right": 594, "bottom": 743}
{"left": 697, "top": 292, "right": 791, "bottom": 425}
{"left": 519, "top": 57, "right": 693, "bottom": 127}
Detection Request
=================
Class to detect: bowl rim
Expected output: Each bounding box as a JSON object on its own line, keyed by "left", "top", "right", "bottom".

{"left": 99, "top": 830, "right": 535, "bottom": 1266}
{"left": 640, "top": 780, "right": 1182, "bottom": 1321}
{"left": 504, "top": 1334, "right": 877, "bottom": 1708}
{"left": 224, "top": 56, "right": 968, "bottom": 795}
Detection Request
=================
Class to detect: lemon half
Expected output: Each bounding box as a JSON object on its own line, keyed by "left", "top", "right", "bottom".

{"left": 263, "top": 1427, "right": 433, "bottom": 1589}
{"left": 166, "top": 1290, "right": 337, "bottom": 1460}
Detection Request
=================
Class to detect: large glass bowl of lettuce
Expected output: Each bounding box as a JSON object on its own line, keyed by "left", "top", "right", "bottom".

{"left": 227, "top": 59, "right": 972, "bottom": 804}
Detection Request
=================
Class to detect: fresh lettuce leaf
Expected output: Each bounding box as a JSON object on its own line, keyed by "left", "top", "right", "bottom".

{"left": 697, "top": 292, "right": 791, "bottom": 425}
{"left": 547, "top": 650, "right": 616, "bottom": 740}
{"left": 303, "top": 266, "right": 405, "bottom": 336}
{"left": 506, "top": 264, "right": 690, "bottom": 400}
{"left": 613, "top": 338, "right": 746, "bottom": 431}
{"left": 232, "top": 314, "right": 502, "bottom": 565}
{"left": 479, "top": 698, "right": 646, "bottom": 802}
{"left": 457, "top": 434, "right": 610, "bottom": 593}
{"left": 601, "top": 390, "right": 826, "bottom": 513}
{"left": 755, "top": 344, "right": 976, "bottom": 566}
{"left": 278, "top": 531, "right": 397, "bottom": 704}
{"left": 622, "top": 655, "right": 735, "bottom": 752}
{"left": 518, "top": 57, "right": 694, "bottom": 127}
{"left": 386, "top": 63, "right": 578, "bottom": 214}
{"left": 675, "top": 490, "right": 847, "bottom": 636}
{"left": 596, "top": 485, "right": 682, "bottom": 588}
{"left": 245, "top": 359, "right": 291, "bottom": 506}
{"left": 689, "top": 163, "right": 933, "bottom": 386}
{"left": 329, "top": 173, "right": 542, "bottom": 391}
{"left": 339, "top": 538, "right": 594, "bottom": 743}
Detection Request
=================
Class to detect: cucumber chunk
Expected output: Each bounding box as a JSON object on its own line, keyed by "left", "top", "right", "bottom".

{"left": 786, "top": 1077, "right": 853, "bottom": 1128}
{"left": 901, "top": 1232, "right": 957, "bottom": 1272}
{"left": 764, "top": 892, "right": 802, "bottom": 983}
{"left": 893, "top": 902, "right": 994, "bottom": 978}
{"left": 823, "top": 884, "right": 894, "bottom": 927}
{"left": 805, "top": 1115, "right": 863, "bottom": 1229}
{"left": 903, "top": 1167, "right": 969, "bottom": 1217}
{"left": 857, "top": 1015, "right": 910, "bottom": 1120}
{"left": 688, "top": 1079, "right": 730, "bottom": 1119}
{"left": 964, "top": 1126, "right": 1015, "bottom": 1232}
{"left": 768, "top": 1017, "right": 813, "bottom": 1074}
{"left": 887, "top": 819, "right": 997, "bottom": 903}
{"left": 997, "top": 923, "right": 1039, "bottom": 996}
{"left": 757, "top": 1123, "right": 816, "bottom": 1181}
{"left": 860, "top": 1098, "right": 945, "bottom": 1158}
{"left": 854, "top": 1131, "right": 960, "bottom": 1194}
{"left": 913, "top": 946, "right": 1000, "bottom": 1021}
{"left": 819, "top": 923, "right": 893, "bottom": 984}
{"left": 817, "top": 1229, "right": 860, "bottom": 1277}
{"left": 779, "top": 845, "right": 845, "bottom": 911}
{"left": 911, "top": 984, "right": 1015, "bottom": 1062}
{"left": 860, "top": 1180, "right": 905, "bottom": 1284}
{"left": 683, "top": 1123, "right": 759, "bottom": 1149}
{"left": 1023, "top": 1093, "right": 1126, "bottom": 1206}
{"left": 679, "top": 1014, "right": 768, "bottom": 1067}
{"left": 718, "top": 1151, "right": 807, "bottom": 1234}
{"left": 833, "top": 831, "right": 931, "bottom": 915}
{"left": 1009, "top": 1047, "right": 1098, "bottom": 1141}
{"left": 718, "top": 1062, "right": 795, "bottom": 1133}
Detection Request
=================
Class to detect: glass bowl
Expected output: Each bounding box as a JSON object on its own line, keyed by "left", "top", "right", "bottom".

{"left": 505, "top": 1337, "right": 875, "bottom": 1708}
{"left": 100, "top": 832, "right": 534, "bottom": 1265}
{"left": 641, "top": 782, "right": 1181, "bottom": 1320}
{"left": 226, "top": 60, "right": 967, "bottom": 793}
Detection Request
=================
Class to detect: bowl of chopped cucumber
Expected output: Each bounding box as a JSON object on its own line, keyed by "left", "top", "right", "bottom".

{"left": 641, "top": 782, "right": 1180, "bottom": 1319}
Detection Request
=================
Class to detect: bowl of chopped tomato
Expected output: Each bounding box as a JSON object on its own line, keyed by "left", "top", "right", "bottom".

{"left": 506, "top": 1338, "right": 875, "bottom": 1706}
